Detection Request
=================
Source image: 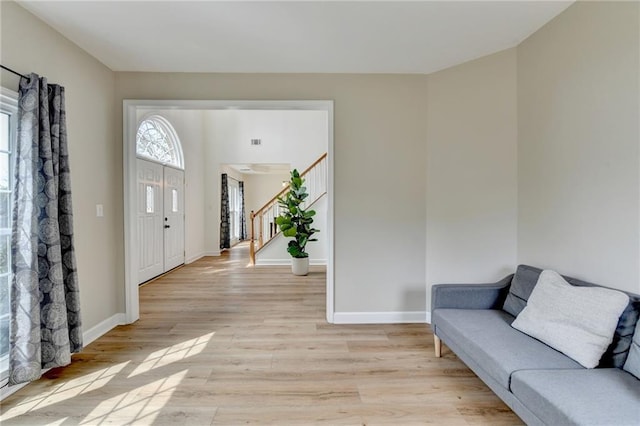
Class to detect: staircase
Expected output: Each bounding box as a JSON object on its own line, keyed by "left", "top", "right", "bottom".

{"left": 249, "top": 153, "right": 328, "bottom": 265}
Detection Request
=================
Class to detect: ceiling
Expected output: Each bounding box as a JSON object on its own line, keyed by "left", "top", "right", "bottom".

{"left": 227, "top": 163, "right": 291, "bottom": 175}
{"left": 18, "top": 1, "right": 573, "bottom": 74}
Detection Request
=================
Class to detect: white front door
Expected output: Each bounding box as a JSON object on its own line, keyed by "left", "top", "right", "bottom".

{"left": 137, "top": 159, "right": 164, "bottom": 283}
{"left": 163, "top": 166, "right": 185, "bottom": 271}
{"left": 136, "top": 159, "right": 185, "bottom": 284}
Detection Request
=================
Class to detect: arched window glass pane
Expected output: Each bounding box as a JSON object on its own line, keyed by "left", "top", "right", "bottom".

{"left": 136, "top": 117, "right": 183, "bottom": 168}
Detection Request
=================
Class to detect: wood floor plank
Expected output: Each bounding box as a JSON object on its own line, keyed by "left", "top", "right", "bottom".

{"left": 0, "top": 243, "right": 522, "bottom": 425}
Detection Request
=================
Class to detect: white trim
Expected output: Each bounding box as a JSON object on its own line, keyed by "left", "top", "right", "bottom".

{"left": 0, "top": 87, "right": 18, "bottom": 390}
{"left": 326, "top": 101, "right": 335, "bottom": 323}
{"left": 83, "top": 313, "right": 126, "bottom": 347}
{"left": 333, "top": 311, "right": 428, "bottom": 324}
{"left": 124, "top": 99, "right": 335, "bottom": 325}
{"left": 1, "top": 380, "right": 29, "bottom": 401}
{"left": 255, "top": 259, "right": 327, "bottom": 266}
{"left": 185, "top": 253, "right": 205, "bottom": 264}
{"left": 425, "top": 311, "right": 431, "bottom": 324}
{"left": 185, "top": 251, "right": 221, "bottom": 264}
{"left": 0, "top": 87, "right": 19, "bottom": 110}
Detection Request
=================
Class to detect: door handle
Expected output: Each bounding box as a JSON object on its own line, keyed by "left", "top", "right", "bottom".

{"left": 164, "top": 225, "right": 171, "bottom": 229}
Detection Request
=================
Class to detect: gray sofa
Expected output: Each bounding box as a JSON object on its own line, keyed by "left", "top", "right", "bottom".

{"left": 431, "top": 265, "right": 640, "bottom": 426}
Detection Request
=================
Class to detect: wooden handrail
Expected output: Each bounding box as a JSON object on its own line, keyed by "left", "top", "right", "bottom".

{"left": 249, "top": 153, "right": 328, "bottom": 265}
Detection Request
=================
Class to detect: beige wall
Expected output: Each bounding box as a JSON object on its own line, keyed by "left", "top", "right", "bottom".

{"left": 3, "top": 0, "right": 638, "bottom": 331}
{"left": 425, "top": 48, "right": 518, "bottom": 312}
{"left": 244, "top": 173, "right": 290, "bottom": 221}
{"left": 517, "top": 1, "right": 640, "bottom": 294}
{"left": 115, "top": 73, "right": 429, "bottom": 314}
{"left": 0, "top": 2, "right": 120, "bottom": 330}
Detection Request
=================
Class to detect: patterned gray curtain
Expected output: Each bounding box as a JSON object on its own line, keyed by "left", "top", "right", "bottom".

{"left": 220, "top": 173, "right": 230, "bottom": 249}
{"left": 239, "top": 181, "right": 247, "bottom": 241}
{"left": 10, "top": 74, "right": 82, "bottom": 385}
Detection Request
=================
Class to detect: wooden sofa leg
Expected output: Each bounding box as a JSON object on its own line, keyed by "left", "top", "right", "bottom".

{"left": 434, "top": 335, "right": 442, "bottom": 358}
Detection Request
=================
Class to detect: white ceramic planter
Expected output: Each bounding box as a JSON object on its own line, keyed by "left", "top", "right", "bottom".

{"left": 291, "top": 257, "right": 309, "bottom": 276}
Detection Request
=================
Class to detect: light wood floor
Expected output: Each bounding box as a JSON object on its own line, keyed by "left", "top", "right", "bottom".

{"left": 0, "top": 244, "right": 522, "bottom": 425}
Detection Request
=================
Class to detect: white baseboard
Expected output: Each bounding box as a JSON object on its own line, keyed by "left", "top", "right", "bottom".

{"left": 255, "top": 259, "right": 327, "bottom": 266}
{"left": 333, "top": 311, "right": 428, "bottom": 324}
{"left": 0, "top": 380, "right": 29, "bottom": 401}
{"left": 83, "top": 313, "right": 126, "bottom": 346}
{"left": 185, "top": 253, "right": 205, "bottom": 264}
{"left": 425, "top": 311, "right": 431, "bottom": 324}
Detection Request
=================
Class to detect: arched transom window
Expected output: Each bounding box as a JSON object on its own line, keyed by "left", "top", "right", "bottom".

{"left": 136, "top": 115, "right": 184, "bottom": 168}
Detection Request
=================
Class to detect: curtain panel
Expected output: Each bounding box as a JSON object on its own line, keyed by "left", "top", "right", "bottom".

{"left": 10, "top": 74, "right": 82, "bottom": 385}
{"left": 220, "top": 173, "right": 230, "bottom": 249}
{"left": 239, "top": 181, "right": 247, "bottom": 241}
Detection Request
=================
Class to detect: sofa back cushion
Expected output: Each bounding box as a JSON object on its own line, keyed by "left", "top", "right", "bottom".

{"left": 600, "top": 298, "right": 640, "bottom": 368}
{"left": 511, "top": 270, "right": 629, "bottom": 368}
{"left": 623, "top": 318, "right": 640, "bottom": 379}
{"left": 503, "top": 265, "right": 640, "bottom": 368}
{"left": 503, "top": 265, "right": 542, "bottom": 317}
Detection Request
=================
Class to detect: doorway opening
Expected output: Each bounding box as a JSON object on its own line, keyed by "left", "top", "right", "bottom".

{"left": 123, "top": 100, "right": 334, "bottom": 324}
{"left": 134, "top": 115, "right": 185, "bottom": 284}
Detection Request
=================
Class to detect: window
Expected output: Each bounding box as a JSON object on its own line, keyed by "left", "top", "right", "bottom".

{"left": 136, "top": 116, "right": 184, "bottom": 169}
{"left": 145, "top": 185, "right": 155, "bottom": 214}
{"left": 228, "top": 179, "right": 240, "bottom": 244}
{"left": 0, "top": 89, "right": 17, "bottom": 385}
{"left": 171, "top": 189, "right": 178, "bottom": 213}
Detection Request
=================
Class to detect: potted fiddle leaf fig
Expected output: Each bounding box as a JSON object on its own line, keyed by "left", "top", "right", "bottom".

{"left": 275, "top": 169, "right": 319, "bottom": 276}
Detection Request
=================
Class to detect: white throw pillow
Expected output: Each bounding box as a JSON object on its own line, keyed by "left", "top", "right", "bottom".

{"left": 511, "top": 270, "right": 629, "bottom": 368}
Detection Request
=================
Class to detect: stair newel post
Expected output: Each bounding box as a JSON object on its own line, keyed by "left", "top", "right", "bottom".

{"left": 250, "top": 210, "right": 256, "bottom": 265}
{"left": 258, "top": 211, "right": 264, "bottom": 249}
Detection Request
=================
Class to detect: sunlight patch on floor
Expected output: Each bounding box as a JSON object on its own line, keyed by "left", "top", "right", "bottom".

{"left": 80, "top": 370, "right": 188, "bottom": 425}
{"left": 128, "top": 333, "right": 214, "bottom": 378}
{"left": 0, "top": 362, "right": 130, "bottom": 420}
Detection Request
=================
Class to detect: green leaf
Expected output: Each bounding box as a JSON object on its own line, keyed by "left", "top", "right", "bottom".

{"left": 283, "top": 228, "right": 297, "bottom": 237}
{"left": 279, "top": 224, "right": 293, "bottom": 233}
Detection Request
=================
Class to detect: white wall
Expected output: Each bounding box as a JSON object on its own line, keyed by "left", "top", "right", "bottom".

{"left": 1, "top": 1, "right": 120, "bottom": 331}
{"left": 517, "top": 1, "right": 640, "bottom": 294}
{"left": 244, "top": 172, "right": 290, "bottom": 222}
{"left": 208, "top": 110, "right": 327, "bottom": 170}
{"left": 203, "top": 110, "right": 328, "bottom": 259}
{"left": 425, "top": 48, "right": 518, "bottom": 314}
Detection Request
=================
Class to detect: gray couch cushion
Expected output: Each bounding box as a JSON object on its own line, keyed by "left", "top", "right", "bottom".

{"left": 502, "top": 265, "right": 640, "bottom": 368}
{"left": 432, "top": 309, "right": 583, "bottom": 389}
{"left": 502, "top": 265, "right": 541, "bottom": 317}
{"left": 601, "top": 298, "right": 640, "bottom": 368}
{"left": 623, "top": 318, "right": 640, "bottom": 379}
{"left": 511, "top": 369, "right": 640, "bottom": 426}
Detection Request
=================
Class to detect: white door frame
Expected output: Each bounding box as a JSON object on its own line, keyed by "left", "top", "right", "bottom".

{"left": 123, "top": 99, "right": 335, "bottom": 324}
